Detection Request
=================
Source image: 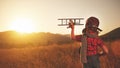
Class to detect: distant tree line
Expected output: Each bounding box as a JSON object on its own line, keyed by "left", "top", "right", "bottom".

{"left": 0, "top": 31, "right": 73, "bottom": 48}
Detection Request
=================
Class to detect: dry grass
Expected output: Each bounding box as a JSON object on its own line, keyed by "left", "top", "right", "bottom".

{"left": 0, "top": 41, "right": 120, "bottom": 68}
{"left": 100, "top": 40, "right": 120, "bottom": 68}
{"left": 0, "top": 43, "right": 82, "bottom": 68}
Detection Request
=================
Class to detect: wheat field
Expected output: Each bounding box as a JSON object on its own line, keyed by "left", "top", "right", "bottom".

{"left": 0, "top": 41, "right": 120, "bottom": 68}
{"left": 0, "top": 43, "right": 82, "bottom": 68}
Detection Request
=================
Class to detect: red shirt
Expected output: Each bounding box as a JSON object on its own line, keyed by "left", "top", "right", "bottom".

{"left": 75, "top": 35, "right": 104, "bottom": 56}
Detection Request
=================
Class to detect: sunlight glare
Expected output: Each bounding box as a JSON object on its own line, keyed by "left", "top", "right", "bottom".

{"left": 10, "top": 18, "right": 36, "bottom": 33}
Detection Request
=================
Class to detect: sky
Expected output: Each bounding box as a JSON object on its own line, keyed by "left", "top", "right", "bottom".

{"left": 0, "top": 0, "right": 120, "bottom": 35}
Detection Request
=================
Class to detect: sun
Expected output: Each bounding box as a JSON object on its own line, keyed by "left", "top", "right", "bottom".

{"left": 10, "top": 18, "right": 36, "bottom": 33}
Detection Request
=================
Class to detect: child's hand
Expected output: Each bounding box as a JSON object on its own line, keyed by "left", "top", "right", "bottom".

{"left": 68, "top": 19, "right": 74, "bottom": 29}
{"left": 98, "top": 51, "right": 107, "bottom": 57}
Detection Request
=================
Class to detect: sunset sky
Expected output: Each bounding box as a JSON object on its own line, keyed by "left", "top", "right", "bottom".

{"left": 0, "top": 0, "right": 120, "bottom": 35}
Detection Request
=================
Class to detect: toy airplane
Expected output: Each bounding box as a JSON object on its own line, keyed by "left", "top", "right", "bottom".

{"left": 58, "top": 18, "right": 84, "bottom": 28}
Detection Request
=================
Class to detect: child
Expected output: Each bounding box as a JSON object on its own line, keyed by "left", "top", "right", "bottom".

{"left": 70, "top": 17, "right": 108, "bottom": 68}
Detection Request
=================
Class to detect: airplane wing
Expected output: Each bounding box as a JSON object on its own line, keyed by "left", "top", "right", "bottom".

{"left": 58, "top": 18, "right": 84, "bottom": 26}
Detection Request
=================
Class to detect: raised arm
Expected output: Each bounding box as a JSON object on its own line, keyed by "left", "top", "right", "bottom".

{"left": 69, "top": 20, "right": 75, "bottom": 40}
{"left": 69, "top": 19, "right": 82, "bottom": 42}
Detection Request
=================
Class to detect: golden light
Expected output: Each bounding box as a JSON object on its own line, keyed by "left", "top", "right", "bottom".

{"left": 10, "top": 18, "right": 36, "bottom": 33}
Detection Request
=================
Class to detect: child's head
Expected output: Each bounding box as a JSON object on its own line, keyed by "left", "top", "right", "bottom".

{"left": 83, "top": 17, "right": 102, "bottom": 34}
{"left": 85, "top": 17, "right": 99, "bottom": 28}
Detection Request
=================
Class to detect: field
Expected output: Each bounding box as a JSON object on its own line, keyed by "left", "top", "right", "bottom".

{"left": 0, "top": 40, "right": 120, "bottom": 68}
{"left": 0, "top": 43, "right": 82, "bottom": 68}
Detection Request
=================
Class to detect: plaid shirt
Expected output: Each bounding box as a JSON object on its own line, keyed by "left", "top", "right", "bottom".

{"left": 75, "top": 35, "right": 104, "bottom": 56}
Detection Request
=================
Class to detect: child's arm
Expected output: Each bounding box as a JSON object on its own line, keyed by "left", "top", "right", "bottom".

{"left": 98, "top": 39, "right": 109, "bottom": 56}
{"left": 98, "top": 45, "right": 109, "bottom": 56}
{"left": 70, "top": 20, "right": 75, "bottom": 40}
{"left": 70, "top": 20, "right": 82, "bottom": 41}
{"left": 102, "top": 45, "right": 109, "bottom": 54}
